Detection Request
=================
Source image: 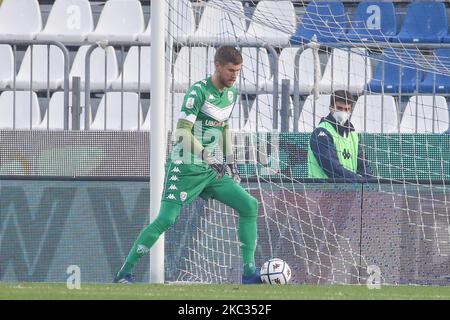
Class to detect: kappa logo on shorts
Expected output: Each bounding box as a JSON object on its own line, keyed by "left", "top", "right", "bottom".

{"left": 166, "top": 194, "right": 176, "bottom": 200}
{"left": 172, "top": 167, "right": 181, "bottom": 173}
{"left": 169, "top": 175, "right": 179, "bottom": 181}
{"left": 180, "top": 192, "right": 187, "bottom": 202}
{"left": 173, "top": 160, "right": 183, "bottom": 165}
{"left": 168, "top": 184, "right": 178, "bottom": 190}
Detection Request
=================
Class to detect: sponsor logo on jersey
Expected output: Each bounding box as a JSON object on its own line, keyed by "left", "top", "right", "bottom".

{"left": 342, "top": 149, "right": 351, "bottom": 160}
{"left": 180, "top": 192, "right": 187, "bottom": 202}
{"left": 318, "top": 131, "right": 327, "bottom": 137}
{"left": 227, "top": 91, "right": 234, "bottom": 102}
{"left": 204, "top": 119, "right": 226, "bottom": 127}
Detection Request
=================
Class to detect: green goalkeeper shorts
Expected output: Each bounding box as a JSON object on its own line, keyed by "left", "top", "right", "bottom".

{"left": 161, "top": 159, "right": 238, "bottom": 205}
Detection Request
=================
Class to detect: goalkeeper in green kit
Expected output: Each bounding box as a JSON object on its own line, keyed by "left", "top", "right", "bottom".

{"left": 114, "top": 46, "right": 262, "bottom": 284}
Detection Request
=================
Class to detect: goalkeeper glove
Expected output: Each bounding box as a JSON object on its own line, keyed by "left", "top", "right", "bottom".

{"left": 225, "top": 155, "right": 241, "bottom": 184}
{"left": 201, "top": 149, "right": 225, "bottom": 179}
{"left": 226, "top": 162, "right": 241, "bottom": 183}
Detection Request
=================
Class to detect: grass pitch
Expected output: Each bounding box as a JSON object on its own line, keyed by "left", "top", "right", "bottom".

{"left": 0, "top": 282, "right": 450, "bottom": 300}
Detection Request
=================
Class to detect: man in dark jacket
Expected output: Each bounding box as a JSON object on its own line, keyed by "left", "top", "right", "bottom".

{"left": 307, "top": 90, "right": 372, "bottom": 182}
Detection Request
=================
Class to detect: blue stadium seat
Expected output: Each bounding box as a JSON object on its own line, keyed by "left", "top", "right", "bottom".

{"left": 291, "top": 1, "right": 348, "bottom": 44}
{"left": 345, "top": 1, "right": 397, "bottom": 42}
{"left": 419, "top": 49, "right": 450, "bottom": 94}
{"left": 367, "top": 48, "right": 423, "bottom": 93}
{"left": 392, "top": 2, "right": 447, "bottom": 43}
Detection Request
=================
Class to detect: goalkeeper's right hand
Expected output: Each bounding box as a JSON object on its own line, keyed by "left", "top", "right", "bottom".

{"left": 201, "top": 149, "right": 225, "bottom": 179}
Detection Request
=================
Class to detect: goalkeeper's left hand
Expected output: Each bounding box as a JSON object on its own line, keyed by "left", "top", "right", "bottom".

{"left": 226, "top": 162, "right": 241, "bottom": 184}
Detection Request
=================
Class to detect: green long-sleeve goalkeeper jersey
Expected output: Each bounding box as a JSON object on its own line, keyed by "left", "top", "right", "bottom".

{"left": 170, "top": 76, "right": 238, "bottom": 165}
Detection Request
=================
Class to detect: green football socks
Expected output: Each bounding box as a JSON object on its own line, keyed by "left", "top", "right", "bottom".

{"left": 117, "top": 201, "right": 182, "bottom": 277}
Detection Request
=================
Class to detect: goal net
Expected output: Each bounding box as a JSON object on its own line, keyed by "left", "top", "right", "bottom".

{"left": 161, "top": 0, "right": 450, "bottom": 286}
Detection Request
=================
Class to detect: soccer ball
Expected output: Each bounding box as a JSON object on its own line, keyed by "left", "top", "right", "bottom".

{"left": 260, "top": 258, "right": 291, "bottom": 285}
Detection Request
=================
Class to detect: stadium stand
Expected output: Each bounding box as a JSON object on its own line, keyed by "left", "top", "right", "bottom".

{"left": 168, "top": 92, "right": 184, "bottom": 130}
{"left": 239, "top": 0, "right": 297, "bottom": 47}
{"left": 297, "top": 94, "right": 330, "bottom": 132}
{"left": 0, "top": 0, "right": 42, "bottom": 40}
{"left": 111, "top": 46, "right": 151, "bottom": 91}
{"left": 243, "top": 94, "right": 293, "bottom": 131}
{"left": 0, "top": 0, "right": 447, "bottom": 135}
{"left": 352, "top": 94, "right": 399, "bottom": 133}
{"left": 138, "top": 0, "right": 196, "bottom": 43}
{"left": 0, "top": 45, "right": 14, "bottom": 89}
{"left": 15, "top": 45, "right": 65, "bottom": 90}
{"left": 90, "top": 92, "right": 143, "bottom": 130}
{"left": 291, "top": 1, "right": 348, "bottom": 44}
{"left": 141, "top": 91, "right": 185, "bottom": 132}
{"left": 36, "top": 0, "right": 94, "bottom": 42}
{"left": 319, "top": 48, "right": 372, "bottom": 94}
{"left": 239, "top": 47, "right": 272, "bottom": 93}
{"left": 367, "top": 48, "right": 423, "bottom": 93}
{"left": 35, "top": 92, "right": 86, "bottom": 130}
{"left": 87, "top": 0, "right": 145, "bottom": 42}
{"left": 229, "top": 96, "right": 244, "bottom": 131}
{"left": 189, "top": 0, "right": 245, "bottom": 44}
{"left": 344, "top": 1, "right": 397, "bottom": 42}
{"left": 172, "top": 46, "right": 216, "bottom": 92}
{"left": 277, "top": 47, "right": 315, "bottom": 95}
{"left": 400, "top": 95, "right": 449, "bottom": 133}
{"left": 392, "top": 1, "right": 448, "bottom": 43}
{"left": 419, "top": 49, "right": 450, "bottom": 94}
{"left": 0, "top": 91, "right": 41, "bottom": 129}
{"left": 69, "top": 45, "right": 119, "bottom": 90}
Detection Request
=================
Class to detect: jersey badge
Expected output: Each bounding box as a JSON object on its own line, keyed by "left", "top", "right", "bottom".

{"left": 227, "top": 91, "right": 234, "bottom": 102}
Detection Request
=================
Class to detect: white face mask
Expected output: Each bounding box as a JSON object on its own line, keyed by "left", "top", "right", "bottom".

{"left": 333, "top": 110, "right": 351, "bottom": 125}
